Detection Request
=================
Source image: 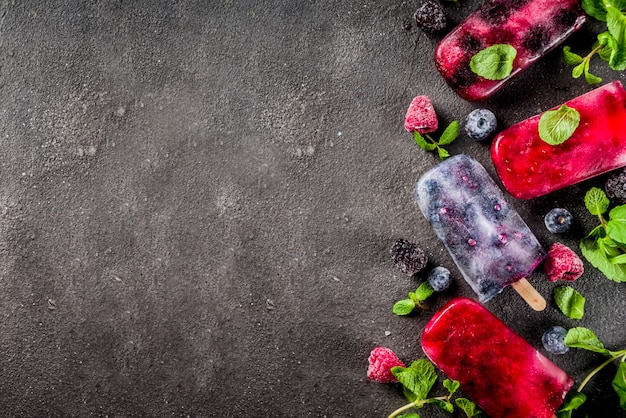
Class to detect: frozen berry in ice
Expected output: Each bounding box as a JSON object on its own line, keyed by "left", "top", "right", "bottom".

{"left": 522, "top": 25, "right": 551, "bottom": 54}
{"left": 605, "top": 168, "right": 626, "bottom": 203}
{"left": 427, "top": 266, "right": 451, "bottom": 291}
{"left": 542, "top": 325, "right": 569, "bottom": 355}
{"left": 544, "top": 208, "right": 573, "bottom": 234}
{"left": 413, "top": 0, "right": 447, "bottom": 32}
{"left": 464, "top": 109, "right": 497, "bottom": 141}
{"left": 544, "top": 242, "right": 584, "bottom": 282}
{"left": 390, "top": 239, "right": 428, "bottom": 275}
{"left": 405, "top": 95, "right": 438, "bottom": 134}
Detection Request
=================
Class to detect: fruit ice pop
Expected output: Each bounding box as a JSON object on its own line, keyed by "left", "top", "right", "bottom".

{"left": 492, "top": 80, "right": 626, "bottom": 199}
{"left": 422, "top": 297, "right": 574, "bottom": 418}
{"left": 414, "top": 154, "right": 546, "bottom": 305}
{"left": 434, "top": 0, "right": 586, "bottom": 101}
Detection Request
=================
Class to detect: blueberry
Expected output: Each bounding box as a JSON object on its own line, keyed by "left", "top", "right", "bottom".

{"left": 544, "top": 208, "right": 573, "bottom": 234}
{"left": 465, "top": 109, "right": 497, "bottom": 141}
{"left": 542, "top": 325, "right": 569, "bottom": 355}
{"left": 427, "top": 266, "right": 452, "bottom": 291}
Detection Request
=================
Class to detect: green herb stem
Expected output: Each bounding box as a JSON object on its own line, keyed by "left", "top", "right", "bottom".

{"left": 578, "top": 350, "right": 626, "bottom": 392}
{"left": 387, "top": 396, "right": 449, "bottom": 418}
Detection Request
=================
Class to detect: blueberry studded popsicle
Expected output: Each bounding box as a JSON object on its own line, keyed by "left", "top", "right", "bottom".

{"left": 434, "top": 0, "right": 586, "bottom": 101}
{"left": 492, "top": 80, "right": 626, "bottom": 199}
{"left": 422, "top": 297, "right": 574, "bottom": 418}
{"left": 414, "top": 154, "right": 547, "bottom": 309}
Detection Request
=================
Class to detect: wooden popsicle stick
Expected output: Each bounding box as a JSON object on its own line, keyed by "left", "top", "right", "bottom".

{"left": 511, "top": 278, "right": 546, "bottom": 311}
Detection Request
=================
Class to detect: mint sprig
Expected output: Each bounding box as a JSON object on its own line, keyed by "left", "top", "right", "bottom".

{"left": 557, "top": 327, "right": 626, "bottom": 416}
{"left": 393, "top": 282, "right": 434, "bottom": 316}
{"left": 414, "top": 120, "right": 459, "bottom": 160}
{"left": 580, "top": 187, "right": 626, "bottom": 282}
{"left": 553, "top": 285, "right": 586, "bottom": 319}
{"left": 388, "top": 359, "right": 482, "bottom": 417}
{"left": 538, "top": 105, "right": 580, "bottom": 145}
{"left": 469, "top": 44, "right": 517, "bottom": 80}
{"left": 563, "top": 0, "right": 626, "bottom": 83}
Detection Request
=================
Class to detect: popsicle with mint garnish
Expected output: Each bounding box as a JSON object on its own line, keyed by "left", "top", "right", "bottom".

{"left": 422, "top": 297, "right": 574, "bottom": 418}
{"left": 491, "top": 80, "right": 626, "bottom": 199}
{"left": 414, "top": 154, "right": 547, "bottom": 309}
{"left": 434, "top": 0, "right": 586, "bottom": 101}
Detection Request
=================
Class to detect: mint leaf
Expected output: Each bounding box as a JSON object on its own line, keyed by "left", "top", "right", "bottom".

{"left": 414, "top": 282, "right": 434, "bottom": 301}
{"left": 443, "top": 379, "right": 460, "bottom": 395}
{"left": 393, "top": 299, "right": 416, "bottom": 316}
{"left": 584, "top": 187, "right": 610, "bottom": 216}
{"left": 564, "top": 327, "right": 611, "bottom": 356}
{"left": 607, "top": 5, "right": 626, "bottom": 49}
{"left": 397, "top": 414, "right": 420, "bottom": 418}
{"left": 572, "top": 61, "right": 585, "bottom": 78}
{"left": 607, "top": 205, "right": 626, "bottom": 244}
{"left": 557, "top": 391, "right": 587, "bottom": 414}
{"left": 580, "top": 234, "right": 626, "bottom": 282}
{"left": 392, "top": 360, "right": 438, "bottom": 401}
{"left": 612, "top": 362, "right": 626, "bottom": 410}
{"left": 437, "top": 147, "right": 450, "bottom": 160}
{"left": 538, "top": 104, "right": 580, "bottom": 145}
{"left": 455, "top": 398, "right": 480, "bottom": 417}
{"left": 428, "top": 398, "right": 454, "bottom": 413}
{"left": 438, "top": 120, "right": 459, "bottom": 145}
{"left": 470, "top": 44, "right": 517, "bottom": 80}
{"left": 584, "top": 63, "right": 603, "bottom": 84}
{"left": 554, "top": 285, "right": 585, "bottom": 319}
{"left": 414, "top": 131, "right": 436, "bottom": 152}
{"left": 582, "top": 0, "right": 609, "bottom": 21}
{"left": 563, "top": 46, "right": 584, "bottom": 65}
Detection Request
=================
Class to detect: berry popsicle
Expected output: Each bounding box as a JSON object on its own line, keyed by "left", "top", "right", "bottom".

{"left": 414, "top": 154, "right": 547, "bottom": 309}
{"left": 422, "top": 297, "right": 574, "bottom": 418}
{"left": 492, "top": 80, "right": 626, "bottom": 199}
{"left": 434, "top": 0, "right": 586, "bottom": 101}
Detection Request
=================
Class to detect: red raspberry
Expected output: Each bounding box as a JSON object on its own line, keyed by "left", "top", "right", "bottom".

{"left": 404, "top": 96, "right": 438, "bottom": 134}
{"left": 367, "top": 346, "right": 405, "bottom": 383}
{"left": 544, "top": 242, "right": 584, "bottom": 282}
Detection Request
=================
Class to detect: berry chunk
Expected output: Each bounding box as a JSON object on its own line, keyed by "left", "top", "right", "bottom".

{"left": 413, "top": 0, "right": 447, "bottom": 32}
{"left": 544, "top": 242, "right": 584, "bottom": 282}
{"left": 542, "top": 325, "right": 569, "bottom": 355}
{"left": 465, "top": 109, "right": 497, "bottom": 141}
{"left": 390, "top": 239, "right": 428, "bottom": 275}
{"left": 404, "top": 95, "right": 438, "bottom": 134}
{"left": 544, "top": 208, "right": 573, "bottom": 234}
{"left": 427, "top": 266, "right": 452, "bottom": 291}
{"left": 605, "top": 168, "right": 626, "bottom": 203}
{"left": 367, "top": 347, "right": 406, "bottom": 383}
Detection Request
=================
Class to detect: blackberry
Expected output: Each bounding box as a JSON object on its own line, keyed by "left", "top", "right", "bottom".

{"left": 478, "top": 0, "right": 511, "bottom": 25}
{"left": 458, "top": 33, "right": 484, "bottom": 57}
{"left": 605, "top": 168, "right": 626, "bottom": 203}
{"left": 542, "top": 325, "right": 569, "bottom": 355}
{"left": 390, "top": 239, "right": 428, "bottom": 275}
{"left": 554, "top": 7, "right": 580, "bottom": 28}
{"left": 544, "top": 208, "right": 573, "bottom": 234}
{"left": 522, "top": 25, "right": 551, "bottom": 55}
{"left": 464, "top": 109, "right": 497, "bottom": 141}
{"left": 413, "top": 0, "right": 447, "bottom": 32}
{"left": 450, "top": 64, "right": 477, "bottom": 89}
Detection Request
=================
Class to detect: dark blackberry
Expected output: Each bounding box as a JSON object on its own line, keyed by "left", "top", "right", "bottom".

{"left": 414, "top": 0, "right": 447, "bottom": 32}
{"left": 390, "top": 239, "right": 428, "bottom": 275}
{"left": 478, "top": 0, "right": 511, "bottom": 25}
{"left": 554, "top": 7, "right": 581, "bottom": 28}
{"left": 605, "top": 169, "right": 626, "bottom": 203}
{"left": 449, "top": 64, "right": 477, "bottom": 89}
{"left": 522, "top": 25, "right": 551, "bottom": 54}
{"left": 458, "top": 33, "right": 484, "bottom": 57}
{"left": 486, "top": 27, "right": 515, "bottom": 46}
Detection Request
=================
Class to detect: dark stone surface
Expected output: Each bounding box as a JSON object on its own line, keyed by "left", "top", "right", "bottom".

{"left": 0, "top": 0, "right": 624, "bottom": 416}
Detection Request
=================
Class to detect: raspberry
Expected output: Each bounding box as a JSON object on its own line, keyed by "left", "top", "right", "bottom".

{"left": 390, "top": 239, "right": 428, "bottom": 275}
{"left": 544, "top": 243, "right": 584, "bottom": 282}
{"left": 413, "top": 0, "right": 447, "bottom": 32}
{"left": 367, "top": 347, "right": 405, "bottom": 383}
{"left": 605, "top": 168, "right": 626, "bottom": 203}
{"left": 404, "top": 96, "right": 438, "bottom": 134}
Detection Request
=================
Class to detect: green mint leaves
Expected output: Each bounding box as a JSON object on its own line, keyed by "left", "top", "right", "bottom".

{"left": 393, "top": 282, "right": 435, "bottom": 316}
{"left": 564, "top": 0, "right": 626, "bottom": 83}
{"left": 470, "top": 44, "right": 517, "bottom": 80}
{"left": 580, "top": 187, "right": 626, "bottom": 282}
{"left": 553, "top": 285, "right": 586, "bottom": 319}
{"left": 557, "top": 327, "right": 626, "bottom": 416}
{"left": 388, "top": 359, "right": 480, "bottom": 418}
{"left": 414, "top": 120, "right": 459, "bottom": 160}
{"left": 538, "top": 105, "right": 580, "bottom": 145}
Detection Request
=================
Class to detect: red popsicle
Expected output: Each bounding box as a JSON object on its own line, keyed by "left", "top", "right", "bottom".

{"left": 422, "top": 297, "right": 573, "bottom": 418}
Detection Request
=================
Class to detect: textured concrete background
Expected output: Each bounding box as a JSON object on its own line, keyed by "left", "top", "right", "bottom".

{"left": 0, "top": 0, "right": 624, "bottom": 416}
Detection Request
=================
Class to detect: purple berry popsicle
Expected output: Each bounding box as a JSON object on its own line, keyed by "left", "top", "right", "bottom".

{"left": 434, "top": 0, "right": 586, "bottom": 101}
{"left": 414, "top": 155, "right": 547, "bottom": 308}
{"left": 422, "top": 297, "right": 574, "bottom": 418}
{"left": 492, "top": 80, "right": 626, "bottom": 199}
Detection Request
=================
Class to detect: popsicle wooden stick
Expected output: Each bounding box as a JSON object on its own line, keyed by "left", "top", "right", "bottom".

{"left": 511, "top": 278, "right": 546, "bottom": 311}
